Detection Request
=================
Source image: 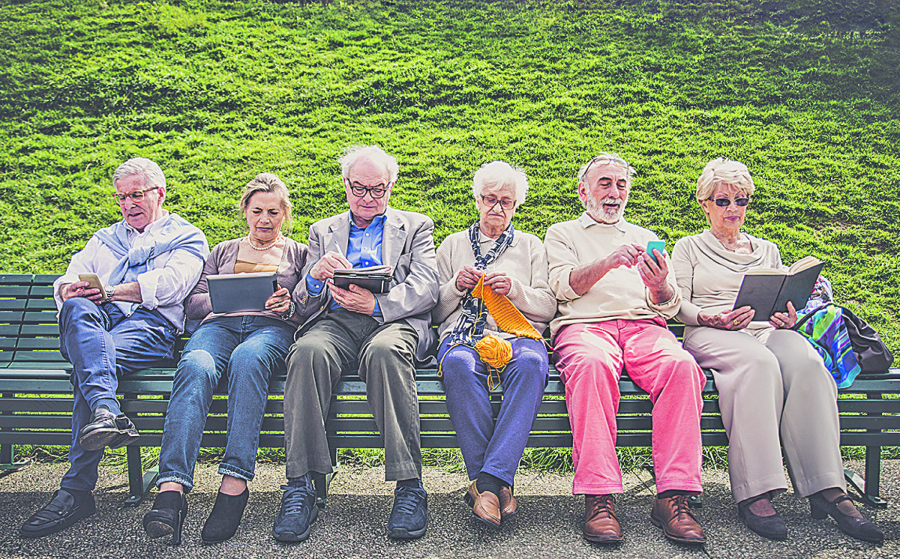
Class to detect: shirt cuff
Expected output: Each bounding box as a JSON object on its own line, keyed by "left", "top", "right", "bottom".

{"left": 371, "top": 298, "right": 383, "bottom": 320}
{"left": 136, "top": 274, "right": 157, "bottom": 309}
{"left": 306, "top": 273, "right": 325, "bottom": 297}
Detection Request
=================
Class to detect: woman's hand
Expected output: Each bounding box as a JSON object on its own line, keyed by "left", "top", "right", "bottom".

{"left": 769, "top": 301, "right": 798, "bottom": 329}
{"left": 698, "top": 306, "right": 755, "bottom": 330}
{"left": 455, "top": 265, "right": 482, "bottom": 292}
{"left": 264, "top": 286, "right": 291, "bottom": 314}
{"left": 483, "top": 271, "right": 512, "bottom": 296}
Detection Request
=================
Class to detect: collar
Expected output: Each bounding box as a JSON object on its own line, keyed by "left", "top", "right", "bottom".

{"left": 578, "top": 212, "right": 628, "bottom": 232}
{"left": 349, "top": 212, "right": 387, "bottom": 232}
{"left": 123, "top": 209, "right": 170, "bottom": 234}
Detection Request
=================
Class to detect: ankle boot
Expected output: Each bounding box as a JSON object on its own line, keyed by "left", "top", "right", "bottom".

{"left": 201, "top": 488, "right": 249, "bottom": 544}
{"left": 143, "top": 490, "right": 188, "bottom": 546}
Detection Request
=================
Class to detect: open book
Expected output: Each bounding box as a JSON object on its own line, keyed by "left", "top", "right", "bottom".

{"left": 332, "top": 265, "right": 393, "bottom": 293}
{"left": 733, "top": 256, "right": 824, "bottom": 319}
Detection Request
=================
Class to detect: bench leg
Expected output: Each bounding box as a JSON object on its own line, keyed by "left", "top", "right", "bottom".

{"left": 844, "top": 446, "right": 887, "bottom": 509}
{"left": 124, "top": 445, "right": 158, "bottom": 507}
{"left": 314, "top": 447, "right": 340, "bottom": 510}
{"left": 0, "top": 441, "right": 31, "bottom": 472}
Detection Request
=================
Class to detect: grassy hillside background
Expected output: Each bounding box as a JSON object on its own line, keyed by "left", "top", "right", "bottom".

{"left": 1, "top": 0, "right": 899, "bottom": 354}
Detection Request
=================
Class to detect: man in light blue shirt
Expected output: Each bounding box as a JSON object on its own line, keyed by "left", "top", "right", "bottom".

{"left": 274, "top": 146, "right": 438, "bottom": 543}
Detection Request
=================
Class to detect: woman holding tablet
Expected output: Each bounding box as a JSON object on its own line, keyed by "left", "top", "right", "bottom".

{"left": 143, "top": 173, "right": 309, "bottom": 545}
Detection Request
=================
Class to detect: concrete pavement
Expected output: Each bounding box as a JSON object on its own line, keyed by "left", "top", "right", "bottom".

{"left": 1, "top": 459, "right": 898, "bottom": 558}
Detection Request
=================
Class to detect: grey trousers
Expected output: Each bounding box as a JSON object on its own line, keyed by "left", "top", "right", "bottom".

{"left": 284, "top": 308, "right": 421, "bottom": 481}
{"left": 684, "top": 326, "right": 846, "bottom": 503}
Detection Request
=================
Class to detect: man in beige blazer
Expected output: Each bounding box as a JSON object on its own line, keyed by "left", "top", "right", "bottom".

{"left": 273, "top": 145, "right": 438, "bottom": 543}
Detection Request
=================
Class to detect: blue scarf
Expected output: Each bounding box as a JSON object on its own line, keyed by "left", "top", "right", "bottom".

{"left": 93, "top": 212, "right": 209, "bottom": 287}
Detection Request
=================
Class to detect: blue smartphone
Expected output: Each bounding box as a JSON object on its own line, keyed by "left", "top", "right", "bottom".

{"left": 646, "top": 240, "right": 666, "bottom": 265}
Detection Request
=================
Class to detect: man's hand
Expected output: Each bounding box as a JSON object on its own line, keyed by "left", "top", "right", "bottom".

{"left": 605, "top": 243, "right": 644, "bottom": 271}
{"left": 455, "top": 265, "right": 482, "bottom": 292}
{"left": 331, "top": 283, "right": 376, "bottom": 315}
{"left": 698, "top": 306, "right": 756, "bottom": 330}
{"left": 310, "top": 251, "right": 353, "bottom": 281}
{"left": 483, "top": 271, "right": 512, "bottom": 296}
{"left": 636, "top": 250, "right": 675, "bottom": 305}
{"left": 59, "top": 281, "right": 104, "bottom": 303}
{"left": 264, "top": 286, "right": 292, "bottom": 314}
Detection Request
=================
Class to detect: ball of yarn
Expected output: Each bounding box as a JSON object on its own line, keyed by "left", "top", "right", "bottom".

{"left": 475, "top": 333, "right": 512, "bottom": 368}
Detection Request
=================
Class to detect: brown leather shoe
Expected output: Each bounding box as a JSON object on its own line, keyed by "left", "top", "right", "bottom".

{"left": 465, "top": 481, "right": 501, "bottom": 528}
{"left": 584, "top": 494, "right": 622, "bottom": 543}
{"left": 499, "top": 486, "right": 517, "bottom": 519}
{"left": 650, "top": 494, "right": 707, "bottom": 544}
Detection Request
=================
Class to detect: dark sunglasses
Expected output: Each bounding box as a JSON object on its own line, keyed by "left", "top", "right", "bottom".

{"left": 710, "top": 197, "right": 750, "bottom": 207}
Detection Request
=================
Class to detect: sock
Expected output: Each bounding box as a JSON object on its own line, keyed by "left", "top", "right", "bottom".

{"left": 396, "top": 478, "right": 423, "bottom": 490}
{"left": 658, "top": 489, "right": 694, "bottom": 499}
{"left": 287, "top": 473, "right": 312, "bottom": 489}
{"left": 476, "top": 472, "right": 503, "bottom": 498}
{"left": 95, "top": 399, "right": 121, "bottom": 415}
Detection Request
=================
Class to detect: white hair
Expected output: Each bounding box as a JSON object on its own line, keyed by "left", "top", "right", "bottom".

{"left": 471, "top": 160, "right": 529, "bottom": 208}
{"left": 112, "top": 157, "right": 166, "bottom": 191}
{"left": 339, "top": 145, "right": 399, "bottom": 183}
{"left": 695, "top": 157, "right": 755, "bottom": 202}
{"left": 577, "top": 152, "right": 635, "bottom": 185}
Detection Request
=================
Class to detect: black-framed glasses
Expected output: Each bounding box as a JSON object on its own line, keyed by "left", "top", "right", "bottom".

{"left": 710, "top": 197, "right": 750, "bottom": 207}
{"left": 346, "top": 180, "right": 391, "bottom": 199}
{"left": 581, "top": 156, "right": 629, "bottom": 180}
{"left": 113, "top": 186, "right": 158, "bottom": 204}
{"left": 481, "top": 194, "right": 516, "bottom": 210}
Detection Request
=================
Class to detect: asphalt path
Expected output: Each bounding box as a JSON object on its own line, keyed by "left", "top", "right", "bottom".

{"left": 1, "top": 459, "right": 898, "bottom": 558}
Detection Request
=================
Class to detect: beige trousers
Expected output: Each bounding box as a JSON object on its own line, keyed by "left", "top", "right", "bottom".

{"left": 684, "top": 326, "right": 846, "bottom": 503}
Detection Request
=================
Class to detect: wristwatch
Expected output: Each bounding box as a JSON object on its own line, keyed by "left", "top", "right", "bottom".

{"left": 104, "top": 284, "right": 115, "bottom": 301}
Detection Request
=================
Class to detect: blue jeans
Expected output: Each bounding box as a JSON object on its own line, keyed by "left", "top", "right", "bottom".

{"left": 58, "top": 298, "right": 177, "bottom": 493}
{"left": 157, "top": 316, "right": 295, "bottom": 490}
{"left": 439, "top": 336, "right": 548, "bottom": 486}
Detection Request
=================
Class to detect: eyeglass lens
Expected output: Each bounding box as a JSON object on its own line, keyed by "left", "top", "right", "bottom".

{"left": 482, "top": 195, "right": 515, "bottom": 209}
{"left": 713, "top": 197, "right": 750, "bottom": 207}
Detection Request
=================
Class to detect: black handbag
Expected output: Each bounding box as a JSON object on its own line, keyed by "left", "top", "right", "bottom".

{"left": 841, "top": 307, "right": 894, "bottom": 372}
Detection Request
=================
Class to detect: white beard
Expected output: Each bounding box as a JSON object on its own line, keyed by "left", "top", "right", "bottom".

{"left": 586, "top": 193, "right": 626, "bottom": 224}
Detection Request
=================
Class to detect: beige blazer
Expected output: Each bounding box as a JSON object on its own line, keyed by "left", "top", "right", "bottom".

{"left": 295, "top": 207, "right": 439, "bottom": 362}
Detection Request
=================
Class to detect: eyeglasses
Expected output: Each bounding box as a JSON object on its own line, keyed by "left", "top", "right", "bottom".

{"left": 346, "top": 180, "right": 391, "bottom": 199}
{"left": 581, "top": 156, "right": 630, "bottom": 180}
{"left": 113, "top": 186, "right": 158, "bottom": 204}
{"left": 481, "top": 194, "right": 516, "bottom": 210}
{"left": 710, "top": 197, "right": 750, "bottom": 207}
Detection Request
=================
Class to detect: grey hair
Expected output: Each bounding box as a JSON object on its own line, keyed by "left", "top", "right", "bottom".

{"left": 112, "top": 157, "right": 166, "bottom": 192}
{"left": 695, "top": 158, "right": 755, "bottom": 202}
{"left": 577, "top": 152, "right": 636, "bottom": 185}
{"left": 239, "top": 173, "right": 293, "bottom": 233}
{"left": 471, "top": 160, "right": 529, "bottom": 209}
{"left": 339, "top": 145, "right": 399, "bottom": 184}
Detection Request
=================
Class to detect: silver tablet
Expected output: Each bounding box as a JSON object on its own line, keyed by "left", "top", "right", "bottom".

{"left": 207, "top": 272, "right": 277, "bottom": 314}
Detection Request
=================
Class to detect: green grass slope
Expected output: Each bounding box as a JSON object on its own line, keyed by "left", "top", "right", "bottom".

{"left": 1, "top": 0, "right": 899, "bottom": 351}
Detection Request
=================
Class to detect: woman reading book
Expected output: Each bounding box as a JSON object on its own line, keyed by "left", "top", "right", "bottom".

{"left": 670, "top": 158, "right": 882, "bottom": 543}
{"left": 142, "top": 173, "right": 310, "bottom": 545}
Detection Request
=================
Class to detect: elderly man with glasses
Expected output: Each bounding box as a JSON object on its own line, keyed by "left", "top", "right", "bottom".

{"left": 273, "top": 145, "right": 439, "bottom": 543}
{"left": 544, "top": 153, "right": 707, "bottom": 545}
{"left": 20, "top": 157, "right": 208, "bottom": 539}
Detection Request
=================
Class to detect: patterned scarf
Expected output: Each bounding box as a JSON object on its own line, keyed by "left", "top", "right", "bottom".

{"left": 449, "top": 220, "right": 515, "bottom": 346}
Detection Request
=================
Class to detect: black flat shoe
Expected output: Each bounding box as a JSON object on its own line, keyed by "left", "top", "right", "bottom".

{"left": 78, "top": 407, "right": 140, "bottom": 452}
{"left": 201, "top": 489, "right": 249, "bottom": 544}
{"left": 738, "top": 496, "right": 787, "bottom": 541}
{"left": 143, "top": 490, "right": 188, "bottom": 546}
{"left": 809, "top": 492, "right": 883, "bottom": 544}
{"left": 20, "top": 489, "right": 96, "bottom": 538}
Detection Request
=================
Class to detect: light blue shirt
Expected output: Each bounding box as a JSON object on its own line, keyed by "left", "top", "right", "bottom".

{"left": 306, "top": 213, "right": 385, "bottom": 318}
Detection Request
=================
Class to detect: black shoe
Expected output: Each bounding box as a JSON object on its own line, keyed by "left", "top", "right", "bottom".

{"left": 809, "top": 492, "right": 883, "bottom": 544}
{"left": 78, "top": 407, "right": 140, "bottom": 452}
{"left": 143, "top": 490, "right": 188, "bottom": 546}
{"left": 738, "top": 496, "right": 787, "bottom": 541}
{"left": 273, "top": 483, "right": 319, "bottom": 542}
{"left": 20, "top": 489, "right": 96, "bottom": 538}
{"left": 387, "top": 485, "right": 427, "bottom": 539}
{"left": 201, "top": 489, "right": 249, "bottom": 544}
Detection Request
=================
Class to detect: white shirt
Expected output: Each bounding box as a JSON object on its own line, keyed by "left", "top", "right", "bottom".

{"left": 53, "top": 210, "right": 205, "bottom": 332}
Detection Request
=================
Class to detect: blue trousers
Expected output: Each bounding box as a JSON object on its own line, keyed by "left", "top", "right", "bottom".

{"left": 157, "top": 316, "right": 295, "bottom": 490}
{"left": 58, "top": 298, "right": 177, "bottom": 493}
{"left": 438, "top": 336, "right": 548, "bottom": 486}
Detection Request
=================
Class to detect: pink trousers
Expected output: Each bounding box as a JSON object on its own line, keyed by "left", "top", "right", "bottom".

{"left": 554, "top": 319, "right": 705, "bottom": 495}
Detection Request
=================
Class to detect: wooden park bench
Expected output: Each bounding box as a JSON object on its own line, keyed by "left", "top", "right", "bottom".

{"left": 2, "top": 273, "right": 898, "bottom": 509}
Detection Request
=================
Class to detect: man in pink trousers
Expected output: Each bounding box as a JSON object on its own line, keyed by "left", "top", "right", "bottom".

{"left": 544, "top": 153, "right": 706, "bottom": 545}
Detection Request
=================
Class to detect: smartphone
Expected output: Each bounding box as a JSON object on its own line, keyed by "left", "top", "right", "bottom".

{"left": 646, "top": 240, "right": 666, "bottom": 265}
{"left": 78, "top": 273, "right": 106, "bottom": 299}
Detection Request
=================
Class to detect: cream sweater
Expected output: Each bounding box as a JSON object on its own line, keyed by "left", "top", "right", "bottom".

{"left": 433, "top": 227, "right": 557, "bottom": 342}
{"left": 544, "top": 214, "right": 680, "bottom": 337}
{"left": 671, "top": 229, "right": 784, "bottom": 340}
